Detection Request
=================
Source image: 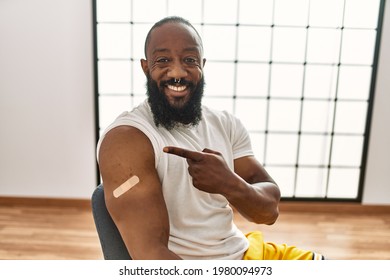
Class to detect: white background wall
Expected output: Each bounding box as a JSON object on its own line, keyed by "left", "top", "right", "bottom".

{"left": 0, "top": 0, "right": 96, "bottom": 199}
{"left": 0, "top": 0, "right": 389, "bottom": 203}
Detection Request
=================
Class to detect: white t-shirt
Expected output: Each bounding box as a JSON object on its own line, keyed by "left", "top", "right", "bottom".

{"left": 97, "top": 100, "right": 254, "bottom": 259}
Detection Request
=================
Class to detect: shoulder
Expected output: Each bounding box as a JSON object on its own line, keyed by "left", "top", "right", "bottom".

{"left": 202, "top": 105, "right": 243, "bottom": 131}
{"left": 99, "top": 125, "right": 156, "bottom": 175}
{"left": 202, "top": 105, "right": 236, "bottom": 124}
{"left": 99, "top": 125, "right": 154, "bottom": 162}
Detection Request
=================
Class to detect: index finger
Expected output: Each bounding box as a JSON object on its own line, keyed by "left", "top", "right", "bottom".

{"left": 163, "top": 146, "right": 203, "bottom": 161}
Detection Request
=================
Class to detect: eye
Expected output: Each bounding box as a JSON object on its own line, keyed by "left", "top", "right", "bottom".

{"left": 184, "top": 57, "right": 199, "bottom": 65}
{"left": 156, "top": 57, "right": 169, "bottom": 63}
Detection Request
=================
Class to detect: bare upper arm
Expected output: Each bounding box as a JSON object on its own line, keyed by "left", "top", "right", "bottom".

{"left": 98, "top": 126, "right": 172, "bottom": 259}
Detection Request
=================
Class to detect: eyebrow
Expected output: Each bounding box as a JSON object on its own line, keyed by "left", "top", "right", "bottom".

{"left": 152, "top": 48, "right": 169, "bottom": 55}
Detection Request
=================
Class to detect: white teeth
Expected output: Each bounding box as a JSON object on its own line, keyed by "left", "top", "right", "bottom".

{"left": 167, "top": 85, "right": 186, "bottom": 92}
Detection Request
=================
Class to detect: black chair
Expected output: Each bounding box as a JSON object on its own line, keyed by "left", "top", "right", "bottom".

{"left": 91, "top": 185, "right": 131, "bottom": 259}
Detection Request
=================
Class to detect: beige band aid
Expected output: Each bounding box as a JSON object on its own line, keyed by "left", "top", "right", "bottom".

{"left": 113, "top": 175, "right": 140, "bottom": 198}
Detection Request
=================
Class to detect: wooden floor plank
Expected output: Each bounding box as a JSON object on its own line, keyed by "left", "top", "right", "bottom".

{"left": 0, "top": 199, "right": 389, "bottom": 260}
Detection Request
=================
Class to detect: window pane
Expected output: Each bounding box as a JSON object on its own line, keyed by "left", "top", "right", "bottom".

{"left": 133, "top": 95, "right": 147, "bottom": 107}
{"left": 133, "top": 0, "right": 167, "bottom": 23}
{"left": 203, "top": 25, "right": 237, "bottom": 60}
{"left": 133, "top": 24, "right": 152, "bottom": 59}
{"left": 301, "top": 100, "right": 335, "bottom": 133}
{"left": 272, "top": 27, "right": 307, "bottom": 63}
{"left": 296, "top": 167, "right": 327, "bottom": 197}
{"left": 341, "top": 29, "right": 377, "bottom": 65}
{"left": 168, "top": 0, "right": 202, "bottom": 23}
{"left": 338, "top": 66, "right": 372, "bottom": 100}
{"left": 306, "top": 28, "right": 341, "bottom": 64}
{"left": 304, "top": 65, "right": 338, "bottom": 99}
{"left": 309, "top": 0, "right": 344, "bottom": 27}
{"left": 268, "top": 100, "right": 301, "bottom": 132}
{"left": 334, "top": 101, "right": 368, "bottom": 134}
{"left": 203, "top": 62, "right": 235, "bottom": 97}
{"left": 274, "top": 0, "right": 309, "bottom": 27}
{"left": 133, "top": 61, "right": 146, "bottom": 95}
{"left": 98, "top": 61, "right": 131, "bottom": 94}
{"left": 270, "top": 64, "right": 304, "bottom": 98}
{"left": 298, "top": 135, "right": 331, "bottom": 166}
{"left": 237, "top": 26, "right": 271, "bottom": 62}
{"left": 203, "top": 97, "right": 234, "bottom": 114}
{"left": 344, "top": 0, "right": 381, "bottom": 29}
{"left": 331, "top": 135, "right": 364, "bottom": 167}
{"left": 239, "top": 0, "right": 273, "bottom": 25}
{"left": 249, "top": 132, "right": 265, "bottom": 162}
{"left": 96, "top": 0, "right": 131, "bottom": 22}
{"left": 327, "top": 168, "right": 360, "bottom": 198}
{"left": 99, "top": 95, "right": 131, "bottom": 129}
{"left": 204, "top": 0, "right": 238, "bottom": 24}
{"left": 235, "top": 99, "right": 267, "bottom": 131}
{"left": 97, "top": 24, "right": 131, "bottom": 59}
{"left": 266, "top": 134, "right": 298, "bottom": 165}
{"left": 266, "top": 166, "right": 296, "bottom": 197}
{"left": 236, "top": 63, "right": 269, "bottom": 97}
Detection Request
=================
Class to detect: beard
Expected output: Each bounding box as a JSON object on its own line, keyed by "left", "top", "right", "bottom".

{"left": 146, "top": 74, "right": 204, "bottom": 130}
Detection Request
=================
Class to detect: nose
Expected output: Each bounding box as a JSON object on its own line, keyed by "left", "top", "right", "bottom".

{"left": 167, "top": 60, "right": 188, "bottom": 80}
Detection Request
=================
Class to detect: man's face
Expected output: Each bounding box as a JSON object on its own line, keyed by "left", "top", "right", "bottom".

{"left": 141, "top": 22, "right": 206, "bottom": 129}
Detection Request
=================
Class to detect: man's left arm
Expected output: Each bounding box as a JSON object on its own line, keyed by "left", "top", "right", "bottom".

{"left": 229, "top": 155, "right": 280, "bottom": 225}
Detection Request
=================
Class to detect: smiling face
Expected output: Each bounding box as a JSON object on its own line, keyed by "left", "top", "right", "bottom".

{"left": 142, "top": 22, "right": 205, "bottom": 108}
{"left": 141, "top": 21, "right": 206, "bottom": 129}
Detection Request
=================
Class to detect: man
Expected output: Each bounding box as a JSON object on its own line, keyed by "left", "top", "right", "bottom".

{"left": 97, "top": 16, "right": 324, "bottom": 260}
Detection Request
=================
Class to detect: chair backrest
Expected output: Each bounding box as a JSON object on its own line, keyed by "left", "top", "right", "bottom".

{"left": 91, "top": 185, "right": 132, "bottom": 260}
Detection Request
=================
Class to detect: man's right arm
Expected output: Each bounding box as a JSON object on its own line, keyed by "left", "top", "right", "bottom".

{"left": 98, "top": 125, "right": 181, "bottom": 260}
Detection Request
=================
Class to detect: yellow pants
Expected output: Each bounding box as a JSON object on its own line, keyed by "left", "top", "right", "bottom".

{"left": 243, "top": 231, "right": 324, "bottom": 260}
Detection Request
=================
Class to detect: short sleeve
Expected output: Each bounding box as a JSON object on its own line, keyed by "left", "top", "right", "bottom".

{"left": 228, "top": 113, "right": 254, "bottom": 160}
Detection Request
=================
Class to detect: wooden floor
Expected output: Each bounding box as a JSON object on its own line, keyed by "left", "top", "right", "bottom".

{"left": 0, "top": 197, "right": 389, "bottom": 260}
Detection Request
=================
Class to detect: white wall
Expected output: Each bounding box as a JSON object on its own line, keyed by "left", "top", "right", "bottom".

{"left": 0, "top": 0, "right": 389, "bottom": 204}
{"left": 0, "top": 0, "right": 97, "bottom": 199}
{"left": 362, "top": 0, "right": 390, "bottom": 205}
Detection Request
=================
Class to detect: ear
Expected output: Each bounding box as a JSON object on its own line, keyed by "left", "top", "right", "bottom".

{"left": 202, "top": 58, "right": 206, "bottom": 67}
{"left": 140, "top": 59, "right": 149, "bottom": 75}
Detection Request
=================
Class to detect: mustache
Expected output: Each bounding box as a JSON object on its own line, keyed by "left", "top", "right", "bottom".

{"left": 160, "top": 78, "right": 193, "bottom": 87}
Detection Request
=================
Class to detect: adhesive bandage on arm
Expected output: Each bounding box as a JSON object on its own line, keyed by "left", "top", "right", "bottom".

{"left": 113, "top": 175, "right": 140, "bottom": 198}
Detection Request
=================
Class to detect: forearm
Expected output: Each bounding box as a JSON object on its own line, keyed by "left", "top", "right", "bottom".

{"left": 223, "top": 176, "right": 281, "bottom": 225}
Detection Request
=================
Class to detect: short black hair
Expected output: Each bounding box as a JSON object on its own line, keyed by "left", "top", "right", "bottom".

{"left": 144, "top": 16, "right": 203, "bottom": 58}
